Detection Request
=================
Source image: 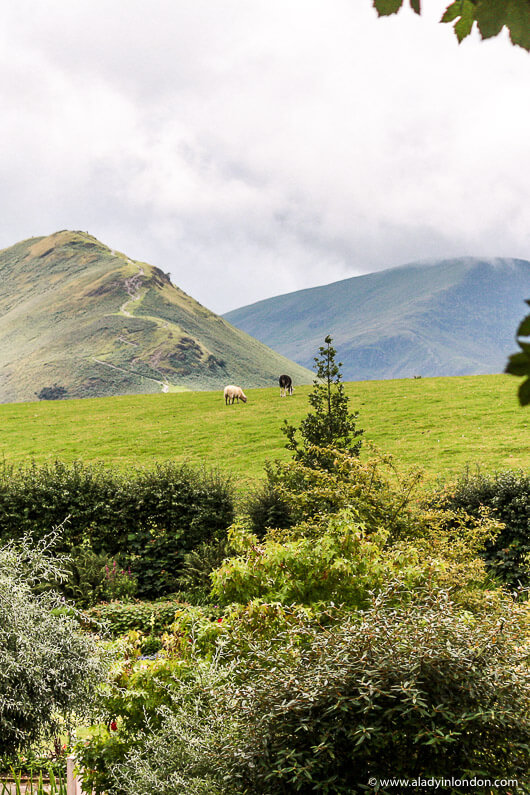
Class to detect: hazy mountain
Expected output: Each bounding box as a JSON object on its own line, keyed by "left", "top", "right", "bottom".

{"left": 0, "top": 231, "right": 312, "bottom": 402}
{"left": 224, "top": 257, "right": 530, "bottom": 381}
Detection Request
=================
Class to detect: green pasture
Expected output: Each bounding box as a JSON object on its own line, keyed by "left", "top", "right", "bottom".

{"left": 0, "top": 373, "right": 527, "bottom": 490}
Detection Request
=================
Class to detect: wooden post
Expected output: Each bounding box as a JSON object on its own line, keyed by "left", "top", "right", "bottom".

{"left": 66, "top": 756, "right": 84, "bottom": 795}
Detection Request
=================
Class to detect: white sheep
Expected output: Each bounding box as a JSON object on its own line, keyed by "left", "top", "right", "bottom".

{"left": 224, "top": 385, "right": 248, "bottom": 405}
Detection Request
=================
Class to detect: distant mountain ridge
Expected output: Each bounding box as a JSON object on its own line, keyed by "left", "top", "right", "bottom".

{"left": 0, "top": 231, "right": 312, "bottom": 402}
{"left": 224, "top": 257, "right": 530, "bottom": 381}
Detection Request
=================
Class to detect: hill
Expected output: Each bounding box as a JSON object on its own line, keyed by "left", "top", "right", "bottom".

{"left": 0, "top": 374, "right": 526, "bottom": 487}
{"left": 224, "top": 257, "right": 530, "bottom": 381}
{"left": 0, "top": 231, "right": 312, "bottom": 402}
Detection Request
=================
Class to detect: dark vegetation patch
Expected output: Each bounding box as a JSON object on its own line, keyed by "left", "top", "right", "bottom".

{"left": 0, "top": 460, "right": 234, "bottom": 599}
{"left": 431, "top": 469, "right": 530, "bottom": 588}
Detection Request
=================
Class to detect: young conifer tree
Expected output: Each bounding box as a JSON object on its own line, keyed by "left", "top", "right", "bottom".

{"left": 283, "top": 335, "right": 363, "bottom": 462}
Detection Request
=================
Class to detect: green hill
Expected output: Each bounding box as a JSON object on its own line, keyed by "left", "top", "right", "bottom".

{"left": 0, "top": 230, "right": 312, "bottom": 402}
{"left": 224, "top": 257, "right": 530, "bottom": 381}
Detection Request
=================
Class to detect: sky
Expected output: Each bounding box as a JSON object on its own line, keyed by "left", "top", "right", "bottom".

{"left": 2, "top": 1, "right": 529, "bottom": 314}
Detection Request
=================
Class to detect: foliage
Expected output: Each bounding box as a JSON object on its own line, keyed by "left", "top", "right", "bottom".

{"left": 0, "top": 460, "right": 234, "bottom": 599}
{"left": 35, "top": 384, "right": 68, "bottom": 401}
{"left": 373, "top": 0, "right": 530, "bottom": 50}
{"left": 175, "top": 538, "right": 231, "bottom": 603}
{"left": 0, "top": 768, "right": 67, "bottom": 794}
{"left": 60, "top": 542, "right": 137, "bottom": 608}
{"left": 216, "top": 590, "right": 530, "bottom": 793}
{"left": 243, "top": 481, "right": 294, "bottom": 537}
{"left": 0, "top": 535, "right": 103, "bottom": 757}
{"left": 75, "top": 619, "right": 229, "bottom": 794}
{"left": 263, "top": 445, "right": 424, "bottom": 537}
{"left": 83, "top": 599, "right": 182, "bottom": 637}
{"left": 76, "top": 653, "right": 229, "bottom": 795}
{"left": 431, "top": 469, "right": 530, "bottom": 587}
{"left": 80, "top": 591, "right": 530, "bottom": 794}
{"left": 282, "top": 335, "right": 363, "bottom": 465}
{"left": 506, "top": 299, "right": 530, "bottom": 405}
{"left": 211, "top": 506, "right": 500, "bottom": 611}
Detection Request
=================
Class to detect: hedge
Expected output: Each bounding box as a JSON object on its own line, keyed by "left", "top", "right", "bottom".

{"left": 0, "top": 460, "right": 234, "bottom": 598}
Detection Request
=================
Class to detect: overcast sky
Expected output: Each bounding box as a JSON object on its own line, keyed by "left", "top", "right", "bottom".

{"left": 2, "top": 1, "right": 529, "bottom": 313}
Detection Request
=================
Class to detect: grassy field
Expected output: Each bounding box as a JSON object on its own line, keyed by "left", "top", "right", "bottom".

{"left": 0, "top": 373, "right": 527, "bottom": 492}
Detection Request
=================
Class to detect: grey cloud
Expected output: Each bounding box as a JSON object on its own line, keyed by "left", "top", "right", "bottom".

{"left": 0, "top": 0, "right": 529, "bottom": 314}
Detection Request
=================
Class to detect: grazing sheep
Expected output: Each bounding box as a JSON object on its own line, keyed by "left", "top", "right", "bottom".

{"left": 279, "top": 374, "right": 293, "bottom": 397}
{"left": 224, "top": 385, "right": 248, "bottom": 405}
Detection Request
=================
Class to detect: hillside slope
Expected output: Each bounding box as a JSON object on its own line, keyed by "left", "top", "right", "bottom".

{"left": 224, "top": 257, "right": 530, "bottom": 380}
{"left": 0, "top": 231, "right": 312, "bottom": 402}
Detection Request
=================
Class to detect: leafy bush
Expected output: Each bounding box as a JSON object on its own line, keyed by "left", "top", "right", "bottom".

{"left": 81, "top": 591, "right": 530, "bottom": 794}
{"left": 432, "top": 469, "right": 530, "bottom": 587}
{"left": 215, "top": 591, "right": 530, "bottom": 793}
{"left": 0, "top": 460, "right": 234, "bottom": 598}
{"left": 260, "top": 445, "right": 425, "bottom": 538}
{"left": 59, "top": 542, "right": 137, "bottom": 608}
{"left": 175, "top": 538, "right": 231, "bottom": 603}
{"left": 0, "top": 535, "right": 103, "bottom": 756}
{"left": 83, "top": 599, "right": 182, "bottom": 637}
{"left": 76, "top": 655, "right": 228, "bottom": 795}
{"left": 243, "top": 481, "right": 293, "bottom": 537}
{"left": 211, "top": 509, "right": 499, "bottom": 611}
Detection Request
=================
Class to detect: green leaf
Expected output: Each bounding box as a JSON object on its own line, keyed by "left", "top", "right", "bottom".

{"left": 410, "top": 0, "right": 421, "bottom": 13}
{"left": 475, "top": 0, "right": 510, "bottom": 39}
{"left": 505, "top": 0, "right": 530, "bottom": 49}
{"left": 505, "top": 350, "right": 530, "bottom": 377}
{"left": 441, "top": 1, "right": 464, "bottom": 23}
{"left": 373, "top": 0, "right": 404, "bottom": 16}
{"left": 518, "top": 376, "right": 530, "bottom": 405}
{"left": 517, "top": 313, "right": 530, "bottom": 337}
{"left": 454, "top": 1, "right": 478, "bottom": 41}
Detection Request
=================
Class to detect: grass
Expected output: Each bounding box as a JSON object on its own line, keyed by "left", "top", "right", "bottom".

{"left": 0, "top": 373, "right": 527, "bottom": 491}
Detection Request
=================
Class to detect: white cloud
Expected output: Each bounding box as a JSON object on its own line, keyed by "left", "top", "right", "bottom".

{"left": 1, "top": 0, "right": 529, "bottom": 312}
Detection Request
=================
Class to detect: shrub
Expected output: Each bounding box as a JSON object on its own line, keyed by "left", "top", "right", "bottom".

{"left": 432, "top": 469, "right": 530, "bottom": 587}
{"left": 259, "top": 445, "right": 425, "bottom": 538}
{"left": 0, "top": 460, "right": 234, "bottom": 599}
{"left": 243, "top": 481, "right": 293, "bottom": 537}
{"left": 216, "top": 591, "right": 530, "bottom": 793}
{"left": 83, "top": 591, "right": 530, "bottom": 794}
{"left": 0, "top": 535, "right": 103, "bottom": 756}
{"left": 59, "top": 542, "right": 137, "bottom": 608}
{"left": 175, "top": 538, "right": 231, "bottom": 603}
{"left": 211, "top": 509, "right": 499, "bottom": 611}
{"left": 83, "top": 599, "right": 183, "bottom": 637}
{"left": 76, "top": 655, "right": 229, "bottom": 795}
{"left": 35, "top": 384, "right": 68, "bottom": 400}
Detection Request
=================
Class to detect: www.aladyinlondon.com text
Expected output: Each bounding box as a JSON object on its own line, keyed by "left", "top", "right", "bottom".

{"left": 367, "top": 776, "right": 519, "bottom": 790}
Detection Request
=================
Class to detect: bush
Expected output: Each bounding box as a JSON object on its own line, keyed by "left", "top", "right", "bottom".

{"left": 211, "top": 509, "right": 499, "bottom": 611}
{"left": 76, "top": 655, "right": 228, "bottom": 795}
{"left": 0, "top": 460, "right": 234, "bottom": 599}
{"left": 175, "top": 538, "right": 231, "bottom": 603}
{"left": 83, "top": 599, "right": 182, "bottom": 637}
{"left": 432, "top": 469, "right": 530, "bottom": 587}
{"left": 82, "top": 591, "right": 530, "bottom": 794}
{"left": 261, "top": 445, "right": 424, "bottom": 539}
{"left": 243, "top": 481, "right": 293, "bottom": 537}
{"left": 59, "top": 542, "right": 137, "bottom": 608}
{"left": 0, "top": 535, "right": 103, "bottom": 756}
{"left": 215, "top": 591, "right": 530, "bottom": 793}
{"left": 35, "top": 384, "right": 68, "bottom": 400}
